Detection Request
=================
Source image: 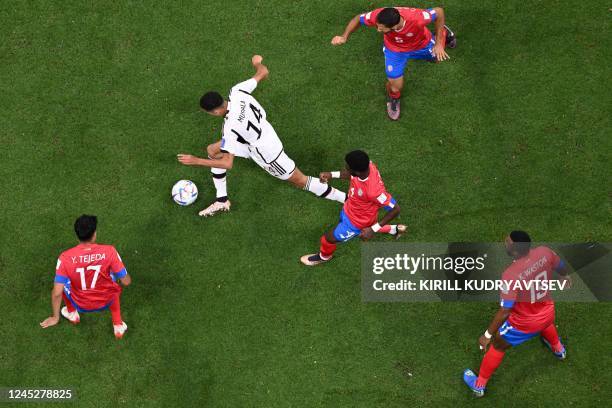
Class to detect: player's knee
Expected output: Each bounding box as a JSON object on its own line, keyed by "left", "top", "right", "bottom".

{"left": 325, "top": 230, "right": 338, "bottom": 244}
{"left": 492, "top": 335, "right": 510, "bottom": 351}
{"left": 288, "top": 169, "right": 306, "bottom": 188}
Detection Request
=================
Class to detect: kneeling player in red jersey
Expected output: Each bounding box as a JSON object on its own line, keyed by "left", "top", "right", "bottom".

{"left": 40, "top": 215, "right": 132, "bottom": 339}
{"left": 301, "top": 150, "right": 407, "bottom": 266}
{"left": 463, "top": 231, "right": 571, "bottom": 397}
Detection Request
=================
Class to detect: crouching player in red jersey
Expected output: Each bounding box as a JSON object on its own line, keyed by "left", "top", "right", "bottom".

{"left": 463, "top": 231, "right": 571, "bottom": 397}
{"left": 301, "top": 150, "right": 407, "bottom": 266}
{"left": 40, "top": 215, "right": 132, "bottom": 339}
{"left": 332, "top": 7, "right": 456, "bottom": 120}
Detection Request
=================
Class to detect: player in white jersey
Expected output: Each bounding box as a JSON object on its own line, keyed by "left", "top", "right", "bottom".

{"left": 178, "top": 55, "right": 346, "bottom": 216}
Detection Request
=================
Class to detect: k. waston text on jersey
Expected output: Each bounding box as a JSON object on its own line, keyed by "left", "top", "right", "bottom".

{"left": 371, "top": 279, "right": 570, "bottom": 291}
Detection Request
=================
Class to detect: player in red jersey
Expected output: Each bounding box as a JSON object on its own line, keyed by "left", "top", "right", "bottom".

{"left": 332, "top": 6, "right": 456, "bottom": 120}
{"left": 301, "top": 150, "right": 406, "bottom": 266}
{"left": 463, "top": 231, "right": 571, "bottom": 397}
{"left": 40, "top": 215, "right": 132, "bottom": 339}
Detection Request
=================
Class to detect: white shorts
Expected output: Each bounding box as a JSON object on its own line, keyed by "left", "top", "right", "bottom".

{"left": 232, "top": 143, "right": 296, "bottom": 181}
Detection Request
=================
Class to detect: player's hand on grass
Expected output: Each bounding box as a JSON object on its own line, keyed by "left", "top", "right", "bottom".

{"left": 478, "top": 334, "right": 491, "bottom": 352}
{"left": 433, "top": 44, "right": 449, "bottom": 62}
{"left": 40, "top": 316, "right": 59, "bottom": 328}
{"left": 331, "top": 35, "right": 347, "bottom": 46}
{"left": 319, "top": 172, "right": 332, "bottom": 183}
{"left": 177, "top": 154, "right": 200, "bottom": 166}
{"left": 360, "top": 227, "right": 374, "bottom": 241}
{"left": 252, "top": 55, "right": 264, "bottom": 66}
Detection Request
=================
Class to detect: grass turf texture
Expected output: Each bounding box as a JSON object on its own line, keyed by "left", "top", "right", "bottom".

{"left": 1, "top": 0, "right": 611, "bottom": 406}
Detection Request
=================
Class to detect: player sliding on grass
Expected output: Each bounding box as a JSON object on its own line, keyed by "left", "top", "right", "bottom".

{"left": 301, "top": 150, "right": 406, "bottom": 266}
{"left": 178, "top": 55, "right": 346, "bottom": 217}
{"left": 331, "top": 6, "right": 456, "bottom": 120}
{"left": 40, "top": 215, "right": 131, "bottom": 339}
{"left": 463, "top": 231, "right": 571, "bottom": 397}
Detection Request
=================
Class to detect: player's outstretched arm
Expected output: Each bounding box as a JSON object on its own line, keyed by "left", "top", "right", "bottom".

{"left": 319, "top": 169, "right": 351, "bottom": 182}
{"left": 331, "top": 14, "right": 361, "bottom": 45}
{"left": 177, "top": 153, "right": 234, "bottom": 170}
{"left": 431, "top": 7, "right": 450, "bottom": 62}
{"left": 40, "top": 283, "right": 64, "bottom": 328}
{"left": 251, "top": 55, "right": 269, "bottom": 83}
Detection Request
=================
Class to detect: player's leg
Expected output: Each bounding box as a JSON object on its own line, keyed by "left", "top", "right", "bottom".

{"left": 378, "top": 224, "right": 407, "bottom": 239}
{"left": 383, "top": 47, "right": 408, "bottom": 121}
{"left": 301, "top": 211, "right": 360, "bottom": 266}
{"left": 464, "top": 320, "right": 540, "bottom": 396}
{"left": 288, "top": 167, "right": 346, "bottom": 204}
{"left": 109, "top": 293, "right": 127, "bottom": 339}
{"left": 60, "top": 285, "right": 80, "bottom": 324}
{"left": 540, "top": 323, "right": 566, "bottom": 359}
{"left": 301, "top": 229, "right": 340, "bottom": 266}
{"left": 199, "top": 140, "right": 250, "bottom": 217}
{"left": 463, "top": 334, "right": 511, "bottom": 397}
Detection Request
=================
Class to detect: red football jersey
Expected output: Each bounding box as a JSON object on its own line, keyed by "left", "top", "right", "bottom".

{"left": 360, "top": 7, "right": 434, "bottom": 52}
{"left": 343, "top": 162, "right": 395, "bottom": 229}
{"left": 55, "top": 243, "right": 125, "bottom": 310}
{"left": 500, "top": 246, "right": 561, "bottom": 332}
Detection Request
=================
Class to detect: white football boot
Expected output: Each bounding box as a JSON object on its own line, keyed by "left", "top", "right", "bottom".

{"left": 61, "top": 306, "right": 80, "bottom": 324}
{"left": 198, "top": 200, "right": 231, "bottom": 217}
{"left": 114, "top": 321, "right": 128, "bottom": 339}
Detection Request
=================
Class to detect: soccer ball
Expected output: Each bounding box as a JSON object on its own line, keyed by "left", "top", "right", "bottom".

{"left": 172, "top": 180, "right": 198, "bottom": 206}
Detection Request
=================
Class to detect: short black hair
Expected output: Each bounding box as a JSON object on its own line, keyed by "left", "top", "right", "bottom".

{"left": 345, "top": 150, "right": 370, "bottom": 172}
{"left": 74, "top": 215, "right": 97, "bottom": 242}
{"left": 510, "top": 230, "right": 532, "bottom": 256}
{"left": 377, "top": 8, "right": 401, "bottom": 28}
{"left": 200, "top": 91, "right": 224, "bottom": 111}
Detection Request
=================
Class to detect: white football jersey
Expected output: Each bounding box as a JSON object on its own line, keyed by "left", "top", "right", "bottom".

{"left": 220, "top": 79, "right": 284, "bottom": 163}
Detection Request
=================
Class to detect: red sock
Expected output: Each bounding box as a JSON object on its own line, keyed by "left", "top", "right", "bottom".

{"left": 386, "top": 82, "right": 401, "bottom": 99}
{"left": 378, "top": 225, "right": 399, "bottom": 234}
{"left": 62, "top": 293, "right": 76, "bottom": 313}
{"left": 109, "top": 293, "right": 123, "bottom": 325}
{"left": 541, "top": 324, "right": 563, "bottom": 352}
{"left": 319, "top": 235, "right": 337, "bottom": 260}
{"left": 476, "top": 347, "right": 506, "bottom": 388}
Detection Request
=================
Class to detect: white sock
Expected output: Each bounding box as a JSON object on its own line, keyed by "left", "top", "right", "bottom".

{"left": 211, "top": 163, "right": 227, "bottom": 200}
{"left": 305, "top": 176, "right": 346, "bottom": 203}
{"left": 387, "top": 225, "right": 398, "bottom": 235}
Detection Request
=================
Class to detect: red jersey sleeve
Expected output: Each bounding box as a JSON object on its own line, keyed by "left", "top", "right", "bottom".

{"left": 549, "top": 248, "right": 561, "bottom": 269}
{"left": 359, "top": 9, "right": 382, "bottom": 27}
{"left": 54, "top": 255, "right": 69, "bottom": 285}
{"left": 417, "top": 8, "right": 435, "bottom": 25}
{"left": 109, "top": 247, "right": 127, "bottom": 279}
{"left": 500, "top": 269, "right": 517, "bottom": 309}
{"left": 373, "top": 189, "right": 395, "bottom": 209}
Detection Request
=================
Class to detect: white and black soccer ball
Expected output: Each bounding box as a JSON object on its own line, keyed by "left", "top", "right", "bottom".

{"left": 172, "top": 180, "right": 198, "bottom": 206}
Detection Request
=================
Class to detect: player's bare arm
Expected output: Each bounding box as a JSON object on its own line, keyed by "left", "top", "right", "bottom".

{"left": 177, "top": 152, "right": 235, "bottom": 170}
{"left": 331, "top": 14, "right": 360, "bottom": 45}
{"left": 40, "top": 283, "right": 64, "bottom": 328}
{"left": 431, "top": 7, "right": 450, "bottom": 62}
{"left": 478, "top": 307, "right": 512, "bottom": 351}
{"left": 361, "top": 204, "right": 401, "bottom": 241}
{"left": 319, "top": 169, "right": 351, "bottom": 183}
{"left": 251, "top": 55, "right": 269, "bottom": 82}
{"left": 120, "top": 274, "right": 132, "bottom": 286}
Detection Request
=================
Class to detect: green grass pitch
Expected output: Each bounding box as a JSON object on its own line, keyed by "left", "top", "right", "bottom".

{"left": 1, "top": 0, "right": 611, "bottom": 406}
